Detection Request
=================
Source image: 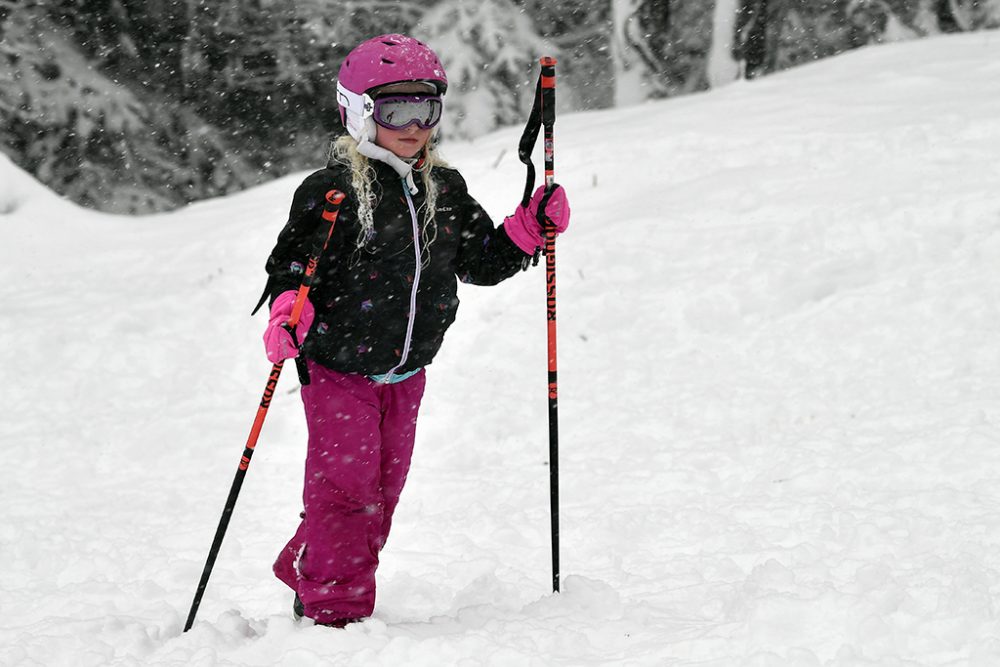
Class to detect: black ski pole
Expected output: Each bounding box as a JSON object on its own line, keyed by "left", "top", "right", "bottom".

{"left": 183, "top": 190, "right": 346, "bottom": 632}
{"left": 539, "top": 56, "right": 560, "bottom": 594}
{"left": 515, "top": 56, "right": 562, "bottom": 594}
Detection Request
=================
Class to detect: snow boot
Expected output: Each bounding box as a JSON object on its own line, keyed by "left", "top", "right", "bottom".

{"left": 293, "top": 594, "right": 361, "bottom": 628}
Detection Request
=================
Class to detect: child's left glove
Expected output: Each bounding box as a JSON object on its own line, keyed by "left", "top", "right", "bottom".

{"left": 503, "top": 184, "right": 571, "bottom": 255}
{"left": 263, "top": 290, "right": 315, "bottom": 364}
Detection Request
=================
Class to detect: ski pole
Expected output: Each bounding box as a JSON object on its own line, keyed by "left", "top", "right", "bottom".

{"left": 183, "top": 189, "right": 346, "bottom": 632}
{"left": 538, "top": 56, "right": 560, "bottom": 594}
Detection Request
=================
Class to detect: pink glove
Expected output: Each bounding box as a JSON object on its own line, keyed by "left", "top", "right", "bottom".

{"left": 263, "top": 290, "right": 315, "bottom": 364}
{"left": 503, "top": 184, "right": 571, "bottom": 255}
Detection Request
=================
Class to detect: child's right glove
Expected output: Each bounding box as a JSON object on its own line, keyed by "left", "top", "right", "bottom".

{"left": 263, "top": 290, "right": 315, "bottom": 363}
{"left": 503, "top": 184, "right": 571, "bottom": 255}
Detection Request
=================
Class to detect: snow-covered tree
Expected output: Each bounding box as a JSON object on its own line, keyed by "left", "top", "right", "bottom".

{"left": 614, "top": 0, "right": 647, "bottom": 105}
{"left": 610, "top": 0, "right": 658, "bottom": 105}
{"left": 729, "top": 0, "right": 1000, "bottom": 83}
{"left": 935, "top": 0, "right": 1000, "bottom": 29}
{"left": 708, "top": 0, "right": 743, "bottom": 87}
{"left": 3, "top": 0, "right": 999, "bottom": 213}
{"left": 414, "top": 0, "right": 552, "bottom": 138}
{"left": 608, "top": 0, "right": 711, "bottom": 102}
{"left": 1, "top": 4, "right": 153, "bottom": 209}
{"left": 0, "top": 0, "right": 255, "bottom": 212}
{"left": 520, "top": 0, "right": 613, "bottom": 110}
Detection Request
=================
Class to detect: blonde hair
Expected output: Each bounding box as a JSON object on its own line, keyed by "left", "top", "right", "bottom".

{"left": 328, "top": 135, "right": 448, "bottom": 266}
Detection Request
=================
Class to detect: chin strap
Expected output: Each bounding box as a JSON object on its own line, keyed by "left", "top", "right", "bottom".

{"left": 355, "top": 134, "right": 419, "bottom": 194}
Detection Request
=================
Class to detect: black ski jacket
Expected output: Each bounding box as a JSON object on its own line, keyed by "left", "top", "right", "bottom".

{"left": 259, "top": 159, "right": 529, "bottom": 375}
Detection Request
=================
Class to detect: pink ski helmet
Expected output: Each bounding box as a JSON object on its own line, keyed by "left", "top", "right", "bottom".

{"left": 337, "top": 34, "right": 448, "bottom": 140}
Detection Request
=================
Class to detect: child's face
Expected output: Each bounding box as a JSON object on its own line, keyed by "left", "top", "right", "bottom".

{"left": 375, "top": 123, "right": 433, "bottom": 159}
{"left": 372, "top": 82, "right": 436, "bottom": 159}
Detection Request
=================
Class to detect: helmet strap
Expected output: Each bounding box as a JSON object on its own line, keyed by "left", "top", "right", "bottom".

{"left": 354, "top": 133, "right": 419, "bottom": 195}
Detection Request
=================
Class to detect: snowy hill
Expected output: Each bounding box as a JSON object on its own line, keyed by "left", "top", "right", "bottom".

{"left": 2, "top": 31, "right": 1000, "bottom": 666}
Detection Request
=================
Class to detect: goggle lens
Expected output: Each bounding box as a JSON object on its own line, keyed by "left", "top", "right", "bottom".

{"left": 372, "top": 95, "right": 443, "bottom": 131}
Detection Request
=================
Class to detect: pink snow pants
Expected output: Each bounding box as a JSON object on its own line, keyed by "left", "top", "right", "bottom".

{"left": 272, "top": 361, "right": 426, "bottom": 624}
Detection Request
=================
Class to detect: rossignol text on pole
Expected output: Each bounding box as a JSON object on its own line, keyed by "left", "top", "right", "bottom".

{"left": 183, "top": 190, "right": 346, "bottom": 632}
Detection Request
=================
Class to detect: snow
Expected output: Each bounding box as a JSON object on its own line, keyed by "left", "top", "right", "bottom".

{"left": 3, "top": 31, "right": 1000, "bottom": 665}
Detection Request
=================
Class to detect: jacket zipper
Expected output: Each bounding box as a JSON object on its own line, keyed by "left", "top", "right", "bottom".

{"left": 379, "top": 178, "right": 423, "bottom": 383}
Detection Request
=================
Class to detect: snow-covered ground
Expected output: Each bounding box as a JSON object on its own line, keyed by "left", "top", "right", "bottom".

{"left": 3, "top": 31, "right": 1000, "bottom": 666}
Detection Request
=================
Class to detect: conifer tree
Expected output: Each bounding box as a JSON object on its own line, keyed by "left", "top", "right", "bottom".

{"left": 415, "top": 0, "right": 551, "bottom": 138}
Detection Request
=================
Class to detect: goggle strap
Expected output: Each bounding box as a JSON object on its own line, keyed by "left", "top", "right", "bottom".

{"left": 336, "top": 82, "right": 375, "bottom": 119}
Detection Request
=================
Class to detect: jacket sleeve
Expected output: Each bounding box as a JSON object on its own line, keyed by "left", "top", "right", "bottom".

{"left": 449, "top": 171, "right": 531, "bottom": 286}
{"left": 254, "top": 170, "right": 339, "bottom": 312}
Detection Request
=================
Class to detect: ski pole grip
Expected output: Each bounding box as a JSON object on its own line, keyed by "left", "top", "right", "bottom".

{"left": 538, "top": 58, "right": 556, "bottom": 190}
{"left": 287, "top": 189, "right": 345, "bottom": 328}
{"left": 322, "top": 190, "right": 346, "bottom": 220}
{"left": 540, "top": 57, "right": 557, "bottom": 89}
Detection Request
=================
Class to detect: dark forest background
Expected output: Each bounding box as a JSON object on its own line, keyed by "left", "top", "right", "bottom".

{"left": 2, "top": 0, "right": 997, "bottom": 213}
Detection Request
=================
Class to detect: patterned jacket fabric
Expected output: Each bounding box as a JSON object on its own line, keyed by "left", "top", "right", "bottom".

{"left": 261, "top": 159, "right": 528, "bottom": 375}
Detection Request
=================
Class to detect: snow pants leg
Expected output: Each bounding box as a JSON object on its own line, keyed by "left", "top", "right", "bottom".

{"left": 272, "top": 362, "right": 426, "bottom": 623}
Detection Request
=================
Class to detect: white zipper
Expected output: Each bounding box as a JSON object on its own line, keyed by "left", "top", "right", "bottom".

{"left": 379, "top": 178, "right": 422, "bottom": 383}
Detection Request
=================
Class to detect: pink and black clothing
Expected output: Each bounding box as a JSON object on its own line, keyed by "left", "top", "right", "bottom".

{"left": 261, "top": 156, "right": 528, "bottom": 624}
{"left": 261, "top": 160, "right": 529, "bottom": 374}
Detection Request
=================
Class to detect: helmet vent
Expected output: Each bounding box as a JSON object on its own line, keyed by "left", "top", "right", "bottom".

{"left": 381, "top": 57, "right": 395, "bottom": 64}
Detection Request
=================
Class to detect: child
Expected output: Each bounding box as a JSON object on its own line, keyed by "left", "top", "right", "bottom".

{"left": 258, "top": 34, "right": 570, "bottom": 627}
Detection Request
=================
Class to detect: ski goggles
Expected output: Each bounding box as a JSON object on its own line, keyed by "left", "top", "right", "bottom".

{"left": 337, "top": 82, "right": 443, "bottom": 131}
{"left": 371, "top": 94, "right": 443, "bottom": 131}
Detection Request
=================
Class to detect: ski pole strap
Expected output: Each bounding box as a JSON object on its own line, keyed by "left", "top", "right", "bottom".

{"left": 278, "top": 323, "right": 312, "bottom": 387}
{"left": 518, "top": 74, "right": 543, "bottom": 209}
{"left": 251, "top": 278, "right": 274, "bottom": 316}
{"left": 518, "top": 58, "right": 557, "bottom": 207}
{"left": 518, "top": 57, "right": 556, "bottom": 207}
{"left": 535, "top": 182, "right": 558, "bottom": 229}
{"left": 518, "top": 57, "right": 557, "bottom": 266}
